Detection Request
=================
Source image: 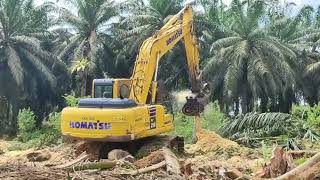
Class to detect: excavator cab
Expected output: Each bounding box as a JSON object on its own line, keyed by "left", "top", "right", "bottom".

{"left": 92, "top": 79, "right": 132, "bottom": 99}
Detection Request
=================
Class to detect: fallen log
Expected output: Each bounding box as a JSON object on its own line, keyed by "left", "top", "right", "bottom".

{"left": 54, "top": 153, "right": 88, "bottom": 169}
{"left": 67, "top": 160, "right": 117, "bottom": 171}
{"left": 26, "top": 150, "right": 51, "bottom": 162}
{"left": 121, "top": 161, "right": 166, "bottom": 176}
{"left": 134, "top": 150, "right": 164, "bottom": 168}
{"left": 273, "top": 152, "right": 320, "bottom": 180}
{"left": 162, "top": 147, "right": 181, "bottom": 175}
{"left": 287, "top": 150, "right": 318, "bottom": 158}
{"left": 225, "top": 168, "right": 244, "bottom": 179}
{"left": 108, "top": 149, "right": 131, "bottom": 161}
{"left": 300, "top": 162, "right": 320, "bottom": 180}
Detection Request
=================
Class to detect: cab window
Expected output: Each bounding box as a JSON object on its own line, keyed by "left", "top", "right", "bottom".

{"left": 95, "top": 85, "right": 113, "bottom": 98}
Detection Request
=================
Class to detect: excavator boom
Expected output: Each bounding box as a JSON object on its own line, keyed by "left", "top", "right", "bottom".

{"left": 129, "top": 5, "right": 203, "bottom": 115}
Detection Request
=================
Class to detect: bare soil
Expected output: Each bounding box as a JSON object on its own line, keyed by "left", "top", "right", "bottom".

{"left": 0, "top": 127, "right": 288, "bottom": 180}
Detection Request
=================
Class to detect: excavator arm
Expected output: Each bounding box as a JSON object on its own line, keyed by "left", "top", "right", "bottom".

{"left": 129, "top": 5, "right": 203, "bottom": 115}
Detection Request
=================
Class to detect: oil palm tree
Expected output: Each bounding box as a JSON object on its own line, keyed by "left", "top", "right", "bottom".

{"left": 57, "top": 0, "right": 118, "bottom": 96}
{"left": 114, "top": 0, "right": 192, "bottom": 91}
{"left": 194, "top": 0, "right": 231, "bottom": 59}
{"left": 268, "top": 5, "right": 320, "bottom": 106}
{"left": 203, "top": 0, "right": 296, "bottom": 113}
{"left": 265, "top": 5, "right": 317, "bottom": 111}
{"left": 71, "top": 58, "right": 94, "bottom": 96}
{"left": 0, "top": 0, "right": 57, "bottom": 88}
{"left": 0, "top": 0, "right": 64, "bottom": 134}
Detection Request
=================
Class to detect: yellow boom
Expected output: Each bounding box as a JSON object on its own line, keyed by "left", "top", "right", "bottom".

{"left": 130, "top": 5, "right": 202, "bottom": 105}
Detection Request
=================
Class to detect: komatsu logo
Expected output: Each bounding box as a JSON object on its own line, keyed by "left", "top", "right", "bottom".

{"left": 166, "top": 29, "right": 182, "bottom": 45}
{"left": 70, "top": 121, "right": 111, "bottom": 130}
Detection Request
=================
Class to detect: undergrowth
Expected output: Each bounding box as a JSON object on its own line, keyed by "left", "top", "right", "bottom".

{"left": 170, "top": 102, "right": 225, "bottom": 144}
{"left": 8, "top": 95, "right": 80, "bottom": 151}
{"left": 12, "top": 109, "right": 62, "bottom": 150}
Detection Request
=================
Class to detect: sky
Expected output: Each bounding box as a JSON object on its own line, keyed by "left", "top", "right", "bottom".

{"left": 35, "top": 0, "right": 320, "bottom": 7}
{"left": 34, "top": 0, "right": 320, "bottom": 16}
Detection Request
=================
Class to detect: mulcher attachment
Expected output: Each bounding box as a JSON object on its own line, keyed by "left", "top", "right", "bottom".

{"left": 182, "top": 96, "right": 204, "bottom": 116}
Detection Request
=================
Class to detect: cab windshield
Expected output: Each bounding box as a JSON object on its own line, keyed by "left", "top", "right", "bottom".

{"left": 94, "top": 85, "right": 113, "bottom": 98}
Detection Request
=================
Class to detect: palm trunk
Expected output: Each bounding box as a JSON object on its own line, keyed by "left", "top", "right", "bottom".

{"left": 270, "top": 98, "right": 278, "bottom": 112}
{"left": 241, "top": 92, "right": 248, "bottom": 114}
{"left": 260, "top": 96, "right": 268, "bottom": 113}
{"left": 80, "top": 70, "right": 88, "bottom": 97}
{"left": 234, "top": 97, "right": 239, "bottom": 116}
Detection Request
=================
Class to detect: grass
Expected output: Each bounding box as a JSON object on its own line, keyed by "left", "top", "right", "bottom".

{"left": 169, "top": 102, "right": 226, "bottom": 144}
{"left": 294, "top": 157, "right": 306, "bottom": 166}
{"left": 170, "top": 113, "right": 194, "bottom": 144}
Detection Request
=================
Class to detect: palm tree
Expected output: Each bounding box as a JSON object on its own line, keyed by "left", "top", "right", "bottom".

{"left": 203, "top": 0, "right": 296, "bottom": 114}
{"left": 71, "top": 58, "right": 94, "bottom": 96}
{"left": 57, "top": 0, "right": 118, "bottom": 96}
{"left": 268, "top": 4, "right": 320, "bottom": 107}
{"left": 0, "top": 0, "right": 63, "bottom": 134}
{"left": 265, "top": 5, "right": 318, "bottom": 111}
{"left": 113, "top": 0, "right": 188, "bottom": 90}
{"left": 194, "top": 0, "right": 231, "bottom": 59}
{"left": 115, "top": 0, "right": 183, "bottom": 57}
{"left": 0, "top": 0, "right": 57, "bottom": 88}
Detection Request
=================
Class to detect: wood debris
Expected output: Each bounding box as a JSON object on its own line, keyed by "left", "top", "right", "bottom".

{"left": 273, "top": 152, "right": 320, "bottom": 180}
{"left": 255, "top": 147, "right": 295, "bottom": 178}
{"left": 163, "top": 147, "right": 181, "bottom": 175}
{"left": 26, "top": 149, "right": 51, "bottom": 162}
{"left": 108, "top": 149, "right": 135, "bottom": 163}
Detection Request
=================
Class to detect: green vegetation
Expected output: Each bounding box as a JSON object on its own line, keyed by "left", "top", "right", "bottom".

{"left": 261, "top": 141, "right": 271, "bottom": 161}
{"left": 170, "top": 103, "right": 225, "bottom": 144}
{"left": 294, "top": 157, "right": 306, "bottom": 166}
{"left": 14, "top": 108, "right": 62, "bottom": 150}
{"left": 170, "top": 114, "right": 194, "bottom": 144}
{"left": 63, "top": 94, "right": 80, "bottom": 107}
{"left": 220, "top": 104, "right": 320, "bottom": 147}
{"left": 18, "top": 108, "right": 37, "bottom": 137}
{"left": 202, "top": 103, "right": 225, "bottom": 132}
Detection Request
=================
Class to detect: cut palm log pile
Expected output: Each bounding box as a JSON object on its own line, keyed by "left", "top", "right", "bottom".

{"left": 181, "top": 156, "right": 249, "bottom": 179}
{"left": 53, "top": 147, "right": 182, "bottom": 177}
{"left": 48, "top": 143, "right": 250, "bottom": 179}
{"left": 134, "top": 149, "right": 164, "bottom": 168}
{"left": 255, "top": 147, "right": 320, "bottom": 180}
{"left": 163, "top": 147, "right": 181, "bottom": 175}
{"left": 117, "top": 147, "right": 182, "bottom": 176}
{"left": 273, "top": 152, "right": 320, "bottom": 180}
{"left": 255, "top": 147, "right": 295, "bottom": 178}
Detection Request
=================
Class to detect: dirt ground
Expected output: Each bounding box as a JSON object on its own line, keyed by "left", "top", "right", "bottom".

{"left": 0, "top": 128, "right": 268, "bottom": 180}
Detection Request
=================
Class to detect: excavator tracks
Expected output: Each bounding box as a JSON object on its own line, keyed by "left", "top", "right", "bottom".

{"left": 72, "top": 135, "right": 184, "bottom": 160}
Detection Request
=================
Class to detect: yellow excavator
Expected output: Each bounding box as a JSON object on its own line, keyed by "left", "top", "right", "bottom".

{"left": 61, "top": 5, "right": 203, "bottom": 144}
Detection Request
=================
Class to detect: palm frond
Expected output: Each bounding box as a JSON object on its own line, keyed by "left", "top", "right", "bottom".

{"left": 5, "top": 46, "right": 24, "bottom": 86}
{"left": 221, "top": 112, "right": 292, "bottom": 137}
{"left": 305, "top": 61, "right": 320, "bottom": 77}
{"left": 210, "top": 36, "right": 242, "bottom": 53}
{"left": 21, "top": 48, "right": 57, "bottom": 88}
